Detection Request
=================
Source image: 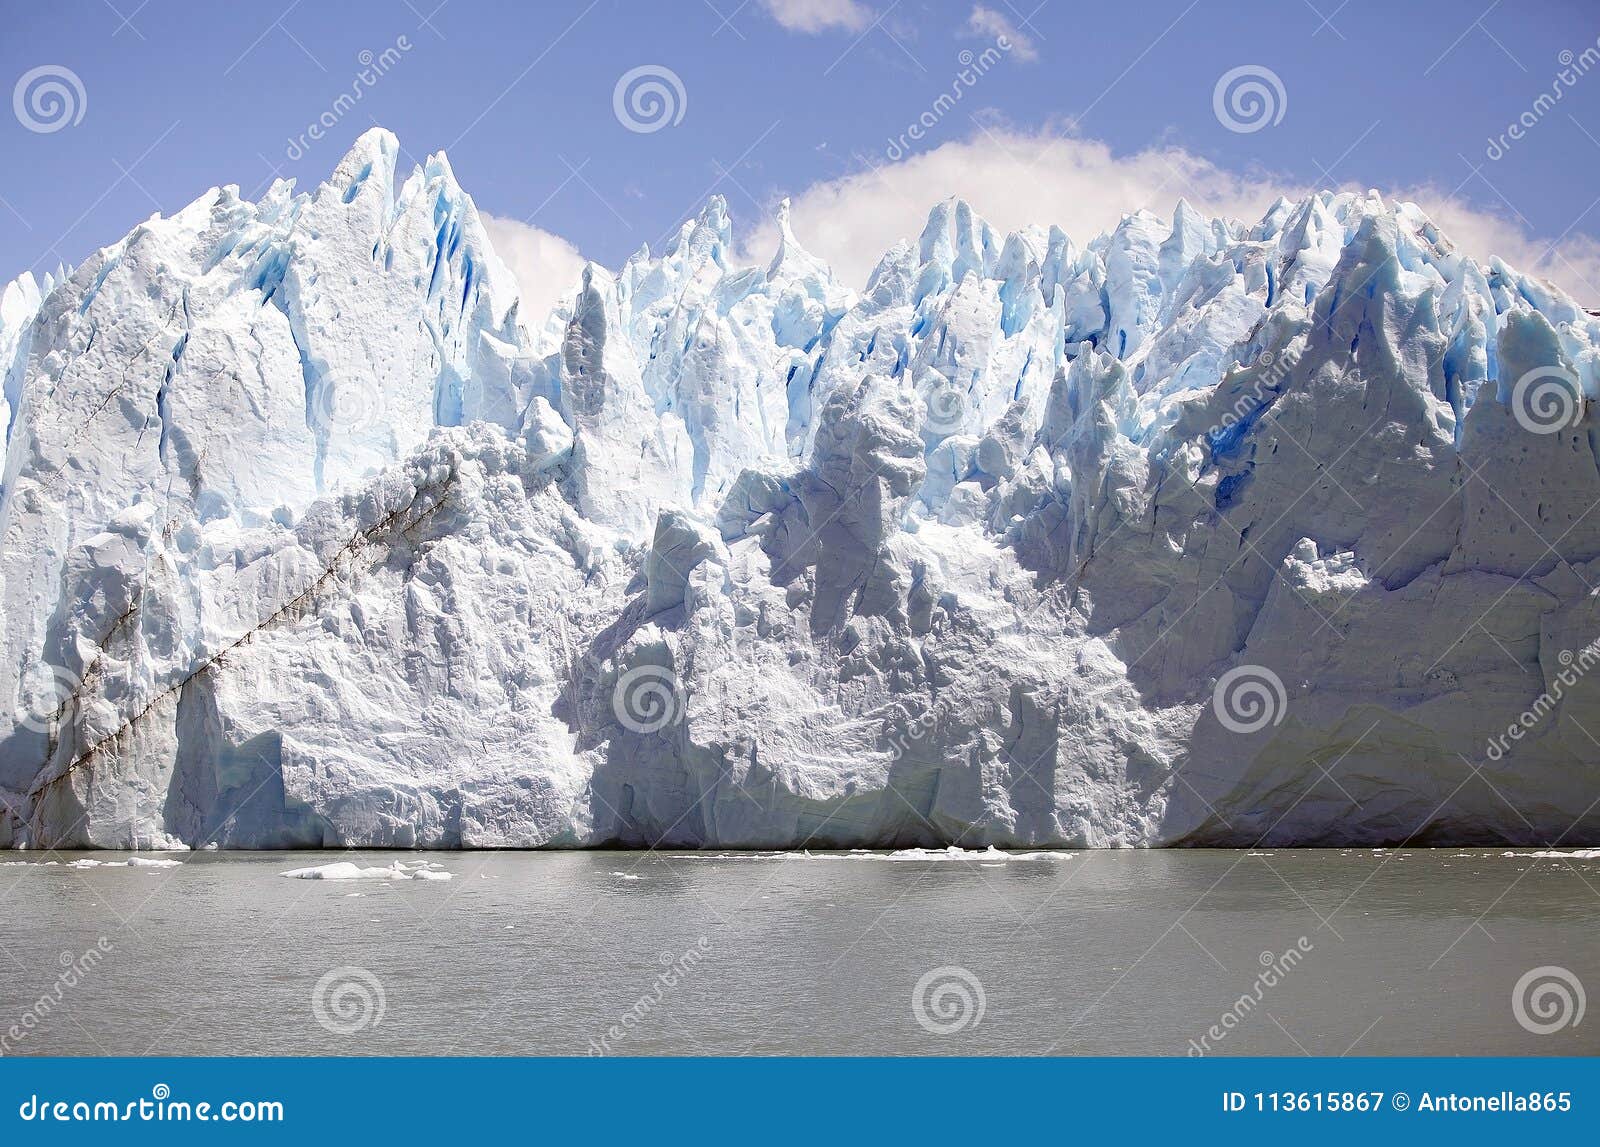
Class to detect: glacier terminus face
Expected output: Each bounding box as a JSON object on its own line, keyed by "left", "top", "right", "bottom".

{"left": 2, "top": 128, "right": 1598, "bottom": 850}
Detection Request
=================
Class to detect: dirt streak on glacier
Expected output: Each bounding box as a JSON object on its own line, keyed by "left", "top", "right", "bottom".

{"left": 1, "top": 128, "right": 1598, "bottom": 851}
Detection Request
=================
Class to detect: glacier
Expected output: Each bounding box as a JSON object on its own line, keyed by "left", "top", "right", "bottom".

{"left": 2, "top": 127, "right": 1598, "bottom": 850}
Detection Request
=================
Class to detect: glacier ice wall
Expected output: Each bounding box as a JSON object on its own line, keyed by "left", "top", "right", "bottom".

{"left": 3, "top": 128, "right": 1599, "bottom": 850}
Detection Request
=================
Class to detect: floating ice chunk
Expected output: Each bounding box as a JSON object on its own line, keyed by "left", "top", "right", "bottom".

{"left": 280, "top": 861, "right": 384, "bottom": 880}
{"left": 65, "top": 858, "right": 178, "bottom": 868}
{"left": 887, "top": 845, "right": 1013, "bottom": 861}
{"left": 279, "top": 860, "right": 451, "bottom": 880}
{"left": 1500, "top": 849, "right": 1600, "bottom": 860}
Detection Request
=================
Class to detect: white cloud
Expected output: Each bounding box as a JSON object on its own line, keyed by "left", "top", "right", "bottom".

{"left": 739, "top": 127, "right": 1600, "bottom": 304}
{"left": 759, "top": 0, "right": 873, "bottom": 34}
{"left": 480, "top": 214, "right": 588, "bottom": 331}
{"left": 966, "top": 5, "right": 1037, "bottom": 62}
{"left": 742, "top": 129, "right": 1283, "bottom": 289}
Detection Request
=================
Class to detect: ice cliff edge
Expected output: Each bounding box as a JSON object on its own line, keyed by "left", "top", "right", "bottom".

{"left": 2, "top": 128, "right": 1598, "bottom": 849}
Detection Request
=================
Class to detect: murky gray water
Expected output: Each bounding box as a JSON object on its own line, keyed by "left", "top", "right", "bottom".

{"left": 1, "top": 848, "right": 1595, "bottom": 1056}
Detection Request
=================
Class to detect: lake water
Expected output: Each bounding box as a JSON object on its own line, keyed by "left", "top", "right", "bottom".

{"left": 1, "top": 848, "right": 1596, "bottom": 1056}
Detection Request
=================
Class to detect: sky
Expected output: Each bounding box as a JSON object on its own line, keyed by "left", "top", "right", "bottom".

{"left": 3, "top": 0, "right": 1600, "bottom": 324}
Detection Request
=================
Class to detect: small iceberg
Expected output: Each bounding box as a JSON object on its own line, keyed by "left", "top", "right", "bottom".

{"left": 1500, "top": 849, "right": 1600, "bottom": 860}
{"left": 887, "top": 845, "right": 1012, "bottom": 861}
{"left": 278, "top": 860, "right": 452, "bottom": 881}
{"left": 63, "top": 856, "right": 182, "bottom": 869}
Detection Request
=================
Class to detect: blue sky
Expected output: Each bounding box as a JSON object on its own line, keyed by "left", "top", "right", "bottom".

{"left": 4, "top": 0, "right": 1600, "bottom": 313}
